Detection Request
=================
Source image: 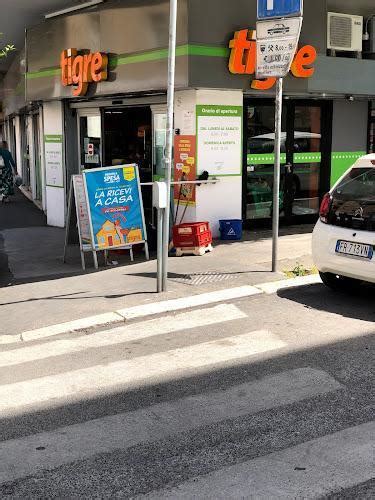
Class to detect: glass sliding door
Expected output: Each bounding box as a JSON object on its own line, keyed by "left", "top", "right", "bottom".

{"left": 77, "top": 110, "right": 102, "bottom": 171}
{"left": 244, "top": 99, "right": 326, "bottom": 225}
{"left": 245, "top": 102, "right": 287, "bottom": 221}
{"left": 103, "top": 106, "right": 153, "bottom": 225}
{"left": 32, "top": 113, "right": 42, "bottom": 201}
{"left": 368, "top": 101, "right": 375, "bottom": 153}
{"left": 20, "top": 115, "right": 31, "bottom": 189}
{"left": 291, "top": 105, "right": 322, "bottom": 217}
{"left": 151, "top": 106, "right": 167, "bottom": 181}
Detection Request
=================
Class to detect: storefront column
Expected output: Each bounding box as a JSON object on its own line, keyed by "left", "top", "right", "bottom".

{"left": 42, "top": 101, "right": 65, "bottom": 227}
{"left": 174, "top": 89, "right": 243, "bottom": 237}
{"left": 331, "top": 100, "right": 368, "bottom": 186}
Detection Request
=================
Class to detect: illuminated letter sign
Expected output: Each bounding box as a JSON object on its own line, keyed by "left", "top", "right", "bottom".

{"left": 228, "top": 30, "right": 317, "bottom": 90}
{"left": 60, "top": 48, "right": 108, "bottom": 96}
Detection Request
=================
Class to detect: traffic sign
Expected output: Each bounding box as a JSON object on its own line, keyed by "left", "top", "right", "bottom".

{"left": 257, "top": 0, "right": 303, "bottom": 20}
{"left": 256, "top": 37, "right": 298, "bottom": 78}
{"left": 256, "top": 17, "right": 302, "bottom": 78}
{"left": 256, "top": 17, "right": 302, "bottom": 39}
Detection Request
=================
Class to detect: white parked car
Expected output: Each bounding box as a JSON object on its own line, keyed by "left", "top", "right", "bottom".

{"left": 312, "top": 154, "right": 375, "bottom": 290}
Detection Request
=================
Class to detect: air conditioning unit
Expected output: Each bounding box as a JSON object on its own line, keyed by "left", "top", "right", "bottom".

{"left": 327, "top": 12, "right": 363, "bottom": 52}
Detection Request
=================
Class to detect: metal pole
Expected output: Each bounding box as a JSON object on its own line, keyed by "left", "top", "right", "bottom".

{"left": 157, "top": 208, "right": 164, "bottom": 293}
{"left": 272, "top": 77, "right": 283, "bottom": 272}
{"left": 162, "top": 0, "right": 178, "bottom": 292}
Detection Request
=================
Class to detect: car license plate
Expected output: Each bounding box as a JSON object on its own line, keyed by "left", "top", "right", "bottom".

{"left": 336, "top": 240, "right": 373, "bottom": 259}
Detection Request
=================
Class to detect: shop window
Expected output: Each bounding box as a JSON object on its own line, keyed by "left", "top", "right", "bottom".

{"left": 246, "top": 104, "right": 287, "bottom": 221}
{"left": 368, "top": 101, "right": 375, "bottom": 154}
{"left": 245, "top": 102, "right": 322, "bottom": 222}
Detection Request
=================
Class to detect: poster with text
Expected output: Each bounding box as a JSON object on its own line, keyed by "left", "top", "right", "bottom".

{"left": 45, "top": 135, "right": 64, "bottom": 187}
{"left": 174, "top": 135, "right": 196, "bottom": 206}
{"left": 196, "top": 105, "right": 242, "bottom": 176}
{"left": 83, "top": 164, "right": 146, "bottom": 251}
{"left": 72, "top": 175, "right": 91, "bottom": 245}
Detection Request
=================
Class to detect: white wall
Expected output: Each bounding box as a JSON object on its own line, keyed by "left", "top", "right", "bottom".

{"left": 43, "top": 101, "right": 65, "bottom": 227}
{"left": 174, "top": 89, "right": 243, "bottom": 237}
{"left": 13, "top": 116, "right": 22, "bottom": 172}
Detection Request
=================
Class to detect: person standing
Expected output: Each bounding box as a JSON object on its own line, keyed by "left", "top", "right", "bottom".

{"left": 0, "top": 141, "right": 18, "bottom": 203}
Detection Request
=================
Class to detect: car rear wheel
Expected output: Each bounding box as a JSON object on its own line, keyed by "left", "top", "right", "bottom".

{"left": 319, "top": 272, "right": 361, "bottom": 292}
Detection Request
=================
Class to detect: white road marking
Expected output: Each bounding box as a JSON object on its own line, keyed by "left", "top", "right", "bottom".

{"left": 0, "top": 276, "right": 322, "bottom": 346}
{"left": 0, "top": 312, "right": 124, "bottom": 345}
{"left": 21, "top": 312, "right": 124, "bottom": 342}
{"left": 0, "top": 304, "right": 247, "bottom": 368}
{"left": 0, "top": 330, "right": 286, "bottom": 416}
{"left": 0, "top": 285, "right": 262, "bottom": 345}
{"left": 257, "top": 274, "right": 321, "bottom": 294}
{"left": 148, "top": 421, "right": 375, "bottom": 500}
{"left": 116, "top": 285, "right": 262, "bottom": 320}
{"left": 0, "top": 368, "right": 341, "bottom": 485}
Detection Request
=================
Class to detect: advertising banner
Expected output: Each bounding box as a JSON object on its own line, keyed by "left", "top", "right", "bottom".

{"left": 174, "top": 135, "right": 197, "bottom": 206}
{"left": 196, "top": 105, "right": 242, "bottom": 177}
{"left": 83, "top": 164, "right": 147, "bottom": 251}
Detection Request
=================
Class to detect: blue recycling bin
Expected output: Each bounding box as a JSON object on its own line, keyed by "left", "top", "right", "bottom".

{"left": 219, "top": 219, "right": 243, "bottom": 241}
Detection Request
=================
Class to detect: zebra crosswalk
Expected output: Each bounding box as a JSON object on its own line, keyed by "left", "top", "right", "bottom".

{"left": 0, "top": 301, "right": 373, "bottom": 498}
{"left": 147, "top": 422, "right": 375, "bottom": 500}
{"left": 0, "top": 367, "right": 341, "bottom": 485}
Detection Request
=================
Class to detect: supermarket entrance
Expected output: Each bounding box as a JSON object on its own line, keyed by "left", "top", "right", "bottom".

{"left": 244, "top": 99, "right": 332, "bottom": 227}
{"left": 103, "top": 107, "right": 153, "bottom": 224}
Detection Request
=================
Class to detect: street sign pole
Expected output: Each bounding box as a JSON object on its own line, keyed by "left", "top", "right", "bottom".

{"left": 161, "top": 0, "right": 178, "bottom": 292}
{"left": 272, "top": 77, "right": 283, "bottom": 272}
{"left": 257, "top": 0, "right": 303, "bottom": 273}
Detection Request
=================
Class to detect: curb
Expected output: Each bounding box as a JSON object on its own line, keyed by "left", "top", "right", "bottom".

{"left": 0, "top": 275, "right": 321, "bottom": 346}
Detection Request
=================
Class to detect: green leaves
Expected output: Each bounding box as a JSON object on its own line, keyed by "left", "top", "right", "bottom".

{"left": 0, "top": 33, "right": 15, "bottom": 58}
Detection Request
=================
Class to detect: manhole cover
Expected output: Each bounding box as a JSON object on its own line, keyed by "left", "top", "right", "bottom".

{"left": 170, "top": 271, "right": 235, "bottom": 286}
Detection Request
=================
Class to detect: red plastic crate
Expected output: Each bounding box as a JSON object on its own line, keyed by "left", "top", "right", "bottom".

{"left": 173, "top": 222, "right": 212, "bottom": 248}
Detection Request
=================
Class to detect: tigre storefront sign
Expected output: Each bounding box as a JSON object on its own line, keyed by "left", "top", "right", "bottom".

{"left": 228, "top": 29, "right": 317, "bottom": 90}
{"left": 60, "top": 48, "right": 108, "bottom": 96}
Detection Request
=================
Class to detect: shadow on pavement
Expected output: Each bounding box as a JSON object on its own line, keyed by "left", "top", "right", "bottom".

{"left": 130, "top": 269, "right": 269, "bottom": 281}
{"left": 0, "top": 189, "right": 153, "bottom": 287}
{"left": 0, "top": 329, "right": 373, "bottom": 500}
{"left": 0, "top": 290, "right": 155, "bottom": 308}
{"left": 1, "top": 330, "right": 373, "bottom": 441}
{"left": 0, "top": 189, "right": 46, "bottom": 230}
{"left": 277, "top": 283, "right": 375, "bottom": 323}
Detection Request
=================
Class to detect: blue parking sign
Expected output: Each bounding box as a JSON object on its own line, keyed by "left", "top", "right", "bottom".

{"left": 257, "top": 0, "right": 303, "bottom": 19}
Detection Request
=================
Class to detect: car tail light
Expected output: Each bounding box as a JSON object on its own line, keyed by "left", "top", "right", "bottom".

{"left": 319, "top": 193, "right": 331, "bottom": 223}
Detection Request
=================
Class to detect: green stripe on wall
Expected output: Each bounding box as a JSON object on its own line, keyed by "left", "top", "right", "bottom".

{"left": 248, "top": 153, "right": 287, "bottom": 164}
{"left": 247, "top": 152, "right": 322, "bottom": 165}
{"left": 27, "top": 68, "right": 60, "bottom": 79}
{"left": 185, "top": 45, "right": 229, "bottom": 57}
{"left": 247, "top": 151, "right": 366, "bottom": 186}
{"left": 330, "top": 152, "right": 366, "bottom": 186}
{"left": 26, "top": 44, "right": 228, "bottom": 80}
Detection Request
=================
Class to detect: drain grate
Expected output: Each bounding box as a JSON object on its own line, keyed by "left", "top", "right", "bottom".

{"left": 170, "top": 271, "right": 236, "bottom": 286}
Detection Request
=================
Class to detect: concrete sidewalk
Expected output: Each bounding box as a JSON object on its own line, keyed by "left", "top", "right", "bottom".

{"left": 0, "top": 190, "right": 315, "bottom": 336}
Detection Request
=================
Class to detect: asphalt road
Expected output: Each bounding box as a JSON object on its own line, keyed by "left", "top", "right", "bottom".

{"left": 0, "top": 281, "right": 374, "bottom": 498}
